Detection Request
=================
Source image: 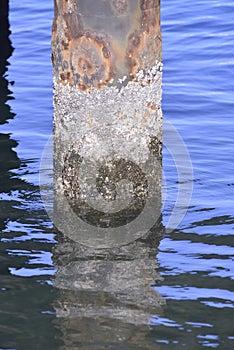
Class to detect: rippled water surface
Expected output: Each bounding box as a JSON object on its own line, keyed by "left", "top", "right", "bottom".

{"left": 0, "top": 0, "right": 233, "bottom": 349}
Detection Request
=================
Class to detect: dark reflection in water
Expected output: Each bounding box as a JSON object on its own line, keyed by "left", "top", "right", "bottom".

{"left": 53, "top": 225, "right": 165, "bottom": 349}
{"left": 0, "top": 0, "right": 17, "bottom": 205}
{"left": 0, "top": 1, "right": 19, "bottom": 228}
{"left": 0, "top": 2, "right": 60, "bottom": 348}
{"left": 0, "top": 0, "right": 14, "bottom": 126}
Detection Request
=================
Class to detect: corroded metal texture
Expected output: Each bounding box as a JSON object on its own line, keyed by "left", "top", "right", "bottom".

{"left": 51, "top": 2, "right": 164, "bottom": 338}
{"left": 52, "top": 0, "right": 161, "bottom": 90}
{"left": 52, "top": 0, "right": 163, "bottom": 247}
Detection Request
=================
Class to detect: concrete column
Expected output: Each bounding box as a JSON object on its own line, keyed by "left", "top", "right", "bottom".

{"left": 52, "top": 0, "right": 162, "bottom": 248}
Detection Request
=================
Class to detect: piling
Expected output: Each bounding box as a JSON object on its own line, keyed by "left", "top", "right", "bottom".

{"left": 51, "top": 1, "right": 165, "bottom": 337}
{"left": 52, "top": 0, "right": 162, "bottom": 247}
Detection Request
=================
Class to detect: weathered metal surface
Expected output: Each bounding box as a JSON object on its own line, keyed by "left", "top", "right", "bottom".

{"left": 52, "top": 2, "right": 164, "bottom": 339}
{"left": 52, "top": 0, "right": 161, "bottom": 90}
{"left": 52, "top": 0, "right": 162, "bottom": 247}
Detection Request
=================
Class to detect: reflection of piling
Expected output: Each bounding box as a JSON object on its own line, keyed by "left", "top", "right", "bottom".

{"left": 52, "top": 1, "right": 162, "bottom": 238}
{"left": 53, "top": 227, "right": 165, "bottom": 349}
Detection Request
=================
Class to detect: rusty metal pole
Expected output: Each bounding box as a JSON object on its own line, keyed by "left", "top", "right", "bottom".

{"left": 52, "top": 0, "right": 161, "bottom": 87}
{"left": 51, "top": 2, "right": 165, "bottom": 338}
{"left": 52, "top": 0, "right": 162, "bottom": 247}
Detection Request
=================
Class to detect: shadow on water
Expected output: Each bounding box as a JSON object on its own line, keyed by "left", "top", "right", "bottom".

{"left": 0, "top": 1, "right": 30, "bottom": 228}
{"left": 0, "top": 0, "right": 14, "bottom": 126}
{"left": 0, "top": 2, "right": 60, "bottom": 349}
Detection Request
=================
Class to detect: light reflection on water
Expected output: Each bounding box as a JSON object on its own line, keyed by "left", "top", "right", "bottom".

{"left": 0, "top": 0, "right": 233, "bottom": 349}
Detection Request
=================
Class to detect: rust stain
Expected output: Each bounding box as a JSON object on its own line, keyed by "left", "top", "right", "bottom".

{"left": 147, "top": 102, "right": 158, "bottom": 111}
{"left": 52, "top": 0, "right": 161, "bottom": 90}
{"left": 142, "top": 110, "right": 150, "bottom": 124}
{"left": 110, "top": 0, "right": 128, "bottom": 15}
{"left": 52, "top": 0, "right": 58, "bottom": 34}
{"left": 51, "top": 0, "right": 58, "bottom": 49}
{"left": 126, "top": 0, "right": 161, "bottom": 79}
{"left": 64, "top": 12, "right": 83, "bottom": 40}
{"left": 69, "top": 32, "right": 116, "bottom": 90}
{"left": 117, "top": 112, "right": 127, "bottom": 120}
{"left": 60, "top": 71, "right": 72, "bottom": 84}
{"left": 140, "top": 0, "right": 159, "bottom": 32}
{"left": 102, "top": 46, "right": 111, "bottom": 59}
{"left": 61, "top": 40, "right": 69, "bottom": 50}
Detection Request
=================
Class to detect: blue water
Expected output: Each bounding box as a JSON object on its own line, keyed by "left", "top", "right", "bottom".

{"left": 0, "top": 0, "right": 234, "bottom": 349}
